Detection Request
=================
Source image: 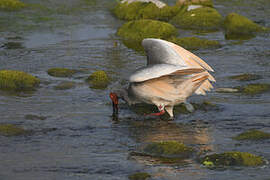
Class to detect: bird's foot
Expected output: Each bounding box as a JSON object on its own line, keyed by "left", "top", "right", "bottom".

{"left": 144, "top": 109, "right": 165, "bottom": 117}
{"left": 184, "top": 102, "right": 195, "bottom": 113}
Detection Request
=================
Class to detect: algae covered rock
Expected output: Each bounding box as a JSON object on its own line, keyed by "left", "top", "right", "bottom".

{"left": 0, "top": 124, "right": 30, "bottom": 136}
{"left": 201, "top": 151, "right": 264, "bottom": 167}
{"left": 47, "top": 68, "right": 76, "bottom": 77}
{"left": 171, "top": 6, "right": 222, "bottom": 31}
{"left": 113, "top": 1, "right": 180, "bottom": 21}
{"left": 117, "top": 19, "right": 177, "bottom": 50}
{"left": 176, "top": 0, "right": 213, "bottom": 7}
{"left": 54, "top": 81, "right": 76, "bottom": 90}
{"left": 86, "top": 70, "right": 110, "bottom": 89}
{"left": 0, "top": 70, "right": 40, "bottom": 91}
{"left": 0, "top": 0, "right": 25, "bottom": 11}
{"left": 237, "top": 83, "right": 270, "bottom": 95}
{"left": 224, "top": 13, "right": 267, "bottom": 40}
{"left": 229, "top": 73, "right": 262, "bottom": 81}
{"left": 233, "top": 130, "right": 270, "bottom": 141}
{"left": 128, "top": 172, "right": 151, "bottom": 180}
{"left": 169, "top": 36, "right": 220, "bottom": 50}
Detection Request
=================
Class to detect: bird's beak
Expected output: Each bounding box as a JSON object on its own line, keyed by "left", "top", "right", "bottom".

{"left": 109, "top": 93, "right": 118, "bottom": 116}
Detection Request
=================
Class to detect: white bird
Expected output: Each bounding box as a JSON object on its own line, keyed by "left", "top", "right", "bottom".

{"left": 109, "top": 38, "right": 215, "bottom": 119}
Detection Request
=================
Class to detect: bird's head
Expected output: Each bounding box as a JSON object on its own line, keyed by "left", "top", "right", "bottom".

{"left": 109, "top": 92, "right": 119, "bottom": 115}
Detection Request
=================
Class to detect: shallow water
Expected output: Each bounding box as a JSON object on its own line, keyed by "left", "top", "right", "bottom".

{"left": 0, "top": 0, "right": 270, "bottom": 179}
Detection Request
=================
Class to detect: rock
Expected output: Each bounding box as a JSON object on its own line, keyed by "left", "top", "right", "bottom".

{"left": 171, "top": 6, "right": 222, "bottom": 31}
{"left": 0, "top": 0, "right": 25, "bottom": 11}
{"left": 54, "top": 81, "right": 75, "bottom": 90}
{"left": 229, "top": 73, "right": 262, "bottom": 81}
{"left": 113, "top": 1, "right": 180, "bottom": 21}
{"left": 0, "top": 124, "right": 31, "bottom": 136}
{"left": 24, "top": 114, "right": 47, "bottom": 120}
{"left": 224, "top": 13, "right": 267, "bottom": 40}
{"left": 215, "top": 87, "right": 239, "bottom": 93}
{"left": 201, "top": 151, "right": 264, "bottom": 167}
{"left": 86, "top": 70, "right": 110, "bottom": 89}
{"left": 169, "top": 36, "right": 221, "bottom": 50}
{"left": 121, "top": 0, "right": 166, "bottom": 8}
{"left": 176, "top": 0, "right": 213, "bottom": 7}
{"left": 0, "top": 70, "right": 40, "bottom": 91}
{"left": 233, "top": 130, "right": 270, "bottom": 141}
{"left": 174, "top": 101, "right": 218, "bottom": 114}
{"left": 47, "top": 68, "right": 76, "bottom": 77}
{"left": 128, "top": 172, "right": 151, "bottom": 180}
{"left": 237, "top": 83, "right": 270, "bottom": 95}
{"left": 117, "top": 19, "right": 177, "bottom": 51}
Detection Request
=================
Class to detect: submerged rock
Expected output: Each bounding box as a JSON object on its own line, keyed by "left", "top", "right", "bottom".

{"left": 201, "top": 151, "right": 264, "bottom": 167}
{"left": 113, "top": 1, "right": 180, "bottom": 21}
{"left": 117, "top": 19, "right": 177, "bottom": 50}
{"left": 171, "top": 6, "right": 222, "bottom": 31}
{"left": 237, "top": 83, "right": 270, "bottom": 95}
{"left": 0, "top": 124, "right": 30, "bottom": 136}
{"left": 54, "top": 81, "right": 75, "bottom": 90}
{"left": 233, "top": 130, "right": 270, "bottom": 141}
{"left": 47, "top": 68, "right": 76, "bottom": 77}
{"left": 169, "top": 36, "right": 220, "bottom": 50}
{"left": 128, "top": 172, "right": 151, "bottom": 180}
{"left": 86, "top": 70, "right": 110, "bottom": 89}
{"left": 24, "top": 114, "right": 47, "bottom": 120}
{"left": 176, "top": 0, "right": 213, "bottom": 7}
{"left": 229, "top": 73, "right": 262, "bottom": 81}
{"left": 0, "top": 70, "right": 40, "bottom": 91}
{"left": 0, "top": 0, "right": 25, "bottom": 11}
{"left": 174, "top": 101, "right": 218, "bottom": 114}
{"left": 224, "top": 13, "right": 267, "bottom": 40}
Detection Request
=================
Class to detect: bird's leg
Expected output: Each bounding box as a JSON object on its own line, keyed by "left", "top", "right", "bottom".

{"left": 145, "top": 105, "right": 165, "bottom": 116}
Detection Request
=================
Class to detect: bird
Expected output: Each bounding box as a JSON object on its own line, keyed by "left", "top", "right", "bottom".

{"left": 109, "top": 38, "right": 215, "bottom": 119}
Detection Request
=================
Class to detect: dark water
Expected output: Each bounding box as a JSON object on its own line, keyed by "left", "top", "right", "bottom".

{"left": 0, "top": 0, "right": 270, "bottom": 179}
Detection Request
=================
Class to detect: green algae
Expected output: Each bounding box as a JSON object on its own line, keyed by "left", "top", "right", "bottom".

{"left": 176, "top": 0, "right": 213, "bottom": 7}
{"left": 47, "top": 68, "right": 76, "bottom": 78}
{"left": 86, "top": 70, "right": 110, "bottom": 89}
{"left": 128, "top": 172, "right": 151, "bottom": 180}
{"left": 237, "top": 83, "right": 270, "bottom": 95}
{"left": 0, "top": 124, "right": 30, "bottom": 136}
{"left": 224, "top": 13, "right": 267, "bottom": 40}
{"left": 113, "top": 2, "right": 181, "bottom": 21}
{"left": 169, "top": 36, "right": 220, "bottom": 50}
{"left": 54, "top": 81, "right": 76, "bottom": 90}
{"left": 171, "top": 6, "right": 222, "bottom": 31}
{"left": 229, "top": 73, "right": 262, "bottom": 81}
{"left": 0, "top": 70, "right": 40, "bottom": 91}
{"left": 117, "top": 19, "right": 177, "bottom": 51}
{"left": 0, "top": 0, "right": 25, "bottom": 11}
{"left": 233, "top": 130, "right": 270, "bottom": 141}
{"left": 202, "top": 151, "right": 264, "bottom": 167}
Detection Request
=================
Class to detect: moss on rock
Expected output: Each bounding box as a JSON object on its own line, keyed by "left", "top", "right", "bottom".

{"left": 229, "top": 73, "right": 262, "bottom": 81}
{"left": 0, "top": 70, "right": 40, "bottom": 91}
{"left": 54, "top": 81, "right": 75, "bottom": 90}
{"left": 86, "top": 70, "right": 109, "bottom": 89}
{"left": 233, "top": 130, "right": 270, "bottom": 141}
{"left": 171, "top": 6, "right": 222, "bottom": 31}
{"left": 0, "top": 0, "right": 25, "bottom": 11}
{"left": 224, "top": 13, "right": 267, "bottom": 40}
{"left": 0, "top": 124, "right": 30, "bottom": 136}
{"left": 237, "top": 83, "right": 270, "bottom": 95}
{"left": 202, "top": 151, "right": 264, "bottom": 167}
{"left": 169, "top": 36, "right": 220, "bottom": 50}
{"left": 117, "top": 19, "right": 177, "bottom": 51}
{"left": 47, "top": 68, "right": 76, "bottom": 77}
{"left": 176, "top": 0, "right": 213, "bottom": 7}
{"left": 128, "top": 172, "right": 151, "bottom": 180}
{"left": 113, "top": 1, "right": 181, "bottom": 21}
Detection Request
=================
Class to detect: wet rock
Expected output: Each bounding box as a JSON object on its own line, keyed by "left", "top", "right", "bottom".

{"left": 201, "top": 151, "right": 264, "bottom": 167}
{"left": 128, "top": 172, "right": 151, "bottom": 180}
{"left": 0, "top": 0, "right": 25, "bottom": 11}
{"left": 86, "top": 70, "right": 110, "bottom": 89}
{"left": 176, "top": 0, "right": 213, "bottom": 7}
{"left": 2, "top": 42, "right": 24, "bottom": 49}
{"left": 174, "top": 101, "right": 218, "bottom": 114}
{"left": 171, "top": 6, "right": 222, "bottom": 31}
{"left": 113, "top": 1, "right": 180, "bottom": 21}
{"left": 47, "top": 68, "right": 76, "bottom": 78}
{"left": 237, "top": 83, "right": 270, "bottom": 95}
{"left": 233, "top": 130, "right": 270, "bottom": 141}
{"left": 0, "top": 124, "right": 31, "bottom": 136}
{"left": 0, "top": 70, "right": 40, "bottom": 91}
{"left": 224, "top": 13, "right": 268, "bottom": 40}
{"left": 215, "top": 87, "right": 239, "bottom": 93}
{"left": 122, "top": 0, "right": 166, "bottom": 8}
{"left": 24, "top": 114, "right": 47, "bottom": 120}
{"left": 54, "top": 81, "right": 75, "bottom": 90}
{"left": 117, "top": 19, "right": 177, "bottom": 51}
{"left": 169, "top": 36, "right": 221, "bottom": 50}
{"left": 229, "top": 73, "right": 262, "bottom": 81}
